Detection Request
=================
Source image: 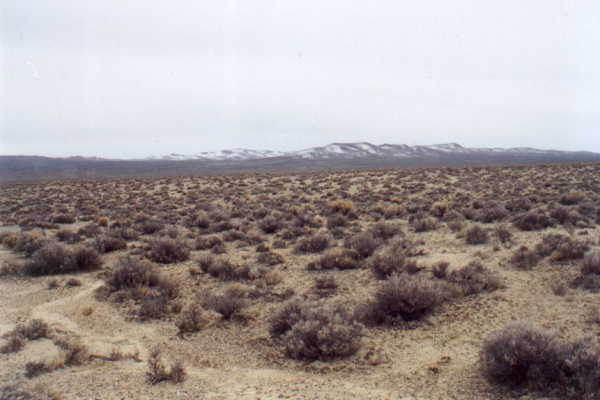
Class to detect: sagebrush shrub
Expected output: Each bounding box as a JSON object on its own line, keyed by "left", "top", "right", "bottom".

{"left": 69, "top": 246, "right": 102, "bottom": 272}
{"left": 326, "top": 215, "right": 348, "bottom": 230}
{"left": 13, "top": 232, "right": 49, "bottom": 257}
{"left": 512, "top": 212, "right": 554, "bottom": 231}
{"left": 574, "top": 251, "right": 600, "bottom": 291}
{"left": 327, "top": 200, "right": 355, "bottom": 215}
{"left": 98, "top": 257, "right": 179, "bottom": 314}
{"left": 202, "top": 289, "right": 247, "bottom": 320}
{"left": 344, "top": 232, "right": 381, "bottom": 259}
{"left": 480, "top": 321, "right": 600, "bottom": 398}
{"left": 222, "top": 230, "right": 245, "bottom": 242}
{"left": 0, "top": 336, "right": 25, "bottom": 354}
{"left": 480, "top": 321, "right": 563, "bottom": 388}
{"left": 51, "top": 213, "right": 76, "bottom": 224}
{"left": 138, "top": 297, "right": 174, "bottom": 320}
{"left": 269, "top": 299, "right": 305, "bottom": 338}
{"left": 110, "top": 227, "right": 140, "bottom": 241}
{"left": 139, "top": 220, "right": 164, "bottom": 235}
{"left": 369, "top": 247, "right": 420, "bottom": 280}
{"left": 446, "top": 262, "right": 503, "bottom": 296}
{"left": 360, "top": 274, "right": 448, "bottom": 324}
{"left": 370, "top": 222, "right": 402, "bottom": 241}
{"left": 270, "top": 299, "right": 363, "bottom": 361}
{"left": 314, "top": 275, "right": 338, "bottom": 291}
{"left": 198, "top": 257, "right": 263, "bottom": 281}
{"left": 560, "top": 192, "right": 584, "bottom": 206}
{"left": 510, "top": 246, "right": 540, "bottom": 270}
{"left": 147, "top": 237, "right": 190, "bottom": 264}
{"left": 175, "top": 304, "right": 206, "bottom": 335}
{"left": 24, "top": 243, "right": 102, "bottom": 276}
{"left": 93, "top": 235, "right": 127, "bottom": 253}
{"left": 294, "top": 234, "right": 331, "bottom": 254}
{"left": 494, "top": 225, "right": 513, "bottom": 246}
{"left": 307, "top": 248, "right": 359, "bottom": 271}
{"left": 581, "top": 251, "right": 600, "bottom": 276}
{"left": 104, "top": 257, "right": 165, "bottom": 291}
{"left": 146, "top": 348, "right": 186, "bottom": 384}
{"left": 194, "top": 235, "right": 223, "bottom": 250}
{"left": 77, "top": 223, "right": 101, "bottom": 238}
{"left": 535, "top": 234, "right": 588, "bottom": 261}
{"left": 55, "top": 229, "right": 81, "bottom": 244}
{"left": 410, "top": 215, "right": 438, "bottom": 233}
{"left": 256, "top": 251, "right": 284, "bottom": 266}
{"left": 25, "top": 361, "right": 52, "bottom": 378}
{"left": 258, "top": 216, "right": 282, "bottom": 234}
{"left": 550, "top": 206, "right": 577, "bottom": 225}
{"left": 432, "top": 261, "right": 449, "bottom": 279}
{"left": 465, "top": 225, "right": 488, "bottom": 245}
{"left": 14, "top": 319, "right": 50, "bottom": 341}
{"left": 54, "top": 338, "right": 88, "bottom": 366}
{"left": 477, "top": 205, "right": 508, "bottom": 224}
{"left": 430, "top": 201, "right": 448, "bottom": 218}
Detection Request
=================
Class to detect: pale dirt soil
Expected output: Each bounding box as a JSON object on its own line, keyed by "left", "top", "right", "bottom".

{"left": 1, "top": 165, "right": 599, "bottom": 399}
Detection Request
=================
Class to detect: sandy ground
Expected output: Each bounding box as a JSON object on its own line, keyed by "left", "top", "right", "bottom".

{"left": 2, "top": 226, "right": 597, "bottom": 399}
{"left": 1, "top": 166, "right": 599, "bottom": 399}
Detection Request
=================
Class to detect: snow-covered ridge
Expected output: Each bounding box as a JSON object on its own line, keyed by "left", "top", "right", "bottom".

{"left": 146, "top": 142, "right": 585, "bottom": 161}
{"left": 147, "top": 149, "right": 285, "bottom": 161}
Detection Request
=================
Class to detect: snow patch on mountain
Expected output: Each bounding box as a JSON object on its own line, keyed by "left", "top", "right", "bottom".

{"left": 147, "top": 142, "right": 585, "bottom": 161}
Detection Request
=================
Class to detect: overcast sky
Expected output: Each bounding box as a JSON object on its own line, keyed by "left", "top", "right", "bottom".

{"left": 1, "top": 0, "right": 599, "bottom": 158}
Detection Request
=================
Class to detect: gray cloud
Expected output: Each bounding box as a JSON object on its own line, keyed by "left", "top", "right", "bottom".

{"left": 1, "top": 0, "right": 599, "bottom": 158}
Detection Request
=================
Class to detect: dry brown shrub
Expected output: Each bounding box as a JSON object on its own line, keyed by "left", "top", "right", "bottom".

{"left": 430, "top": 201, "right": 448, "bottom": 218}
{"left": 560, "top": 191, "right": 584, "bottom": 206}
{"left": 446, "top": 262, "right": 503, "bottom": 296}
{"left": 344, "top": 232, "right": 382, "bottom": 259}
{"left": 294, "top": 233, "right": 331, "bottom": 254}
{"left": 51, "top": 214, "right": 76, "bottom": 224}
{"left": 327, "top": 200, "right": 355, "bottom": 215}
{"left": 0, "top": 336, "right": 25, "bottom": 354}
{"left": 494, "top": 225, "right": 513, "bottom": 247}
{"left": 270, "top": 299, "right": 363, "bottom": 361}
{"left": 510, "top": 246, "right": 540, "bottom": 270}
{"left": 573, "top": 251, "right": 600, "bottom": 291}
{"left": 370, "top": 222, "right": 403, "bottom": 241}
{"left": 307, "top": 248, "right": 359, "bottom": 271}
{"left": 146, "top": 348, "right": 186, "bottom": 384}
{"left": 54, "top": 338, "right": 88, "bottom": 366}
{"left": 93, "top": 235, "right": 127, "bottom": 253}
{"left": 256, "top": 251, "right": 284, "bottom": 266}
{"left": 512, "top": 212, "right": 554, "bottom": 231}
{"left": 410, "top": 214, "right": 438, "bottom": 233}
{"left": 97, "top": 257, "right": 179, "bottom": 319}
{"left": 138, "top": 220, "right": 164, "bottom": 235}
{"left": 147, "top": 237, "right": 190, "bottom": 264}
{"left": 432, "top": 261, "right": 450, "bottom": 279}
{"left": 55, "top": 229, "right": 81, "bottom": 244}
{"left": 465, "top": 225, "right": 488, "bottom": 245}
{"left": 201, "top": 287, "right": 247, "bottom": 320}
{"left": 369, "top": 247, "right": 421, "bottom": 280}
{"left": 24, "top": 243, "right": 102, "bottom": 276}
{"left": 535, "top": 234, "right": 588, "bottom": 261}
{"left": 13, "top": 232, "right": 49, "bottom": 257}
{"left": 25, "top": 361, "right": 52, "bottom": 378}
{"left": 314, "top": 275, "right": 338, "bottom": 292}
{"left": 480, "top": 321, "right": 600, "bottom": 398}
{"left": 359, "top": 274, "right": 449, "bottom": 325}
{"left": 194, "top": 235, "right": 223, "bottom": 250}
{"left": 258, "top": 216, "right": 282, "bottom": 234}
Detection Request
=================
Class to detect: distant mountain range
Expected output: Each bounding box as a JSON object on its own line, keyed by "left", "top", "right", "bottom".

{"left": 145, "top": 142, "right": 594, "bottom": 161}
{"left": 2, "top": 142, "right": 600, "bottom": 182}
